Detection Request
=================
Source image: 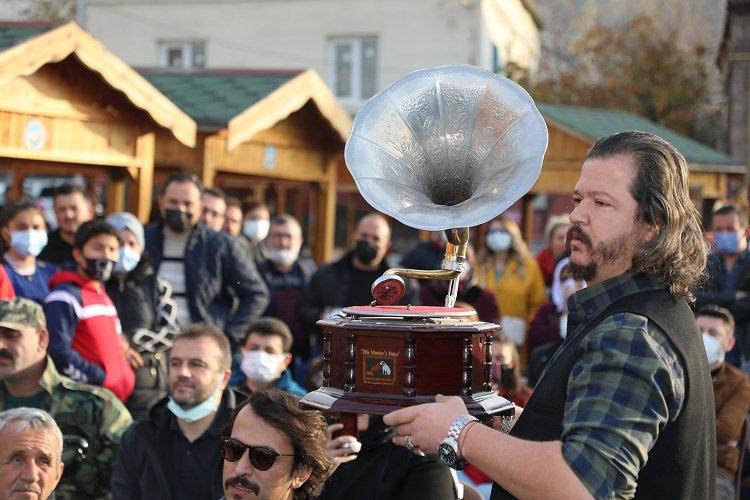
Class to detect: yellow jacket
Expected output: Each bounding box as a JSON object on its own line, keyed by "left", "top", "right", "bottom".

{"left": 476, "top": 255, "right": 547, "bottom": 324}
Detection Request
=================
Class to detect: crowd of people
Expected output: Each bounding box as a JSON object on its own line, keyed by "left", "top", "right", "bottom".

{"left": 2, "top": 140, "right": 750, "bottom": 498}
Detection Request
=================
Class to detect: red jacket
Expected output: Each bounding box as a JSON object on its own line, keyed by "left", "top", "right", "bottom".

{"left": 0, "top": 265, "right": 15, "bottom": 299}
{"left": 44, "top": 271, "right": 134, "bottom": 401}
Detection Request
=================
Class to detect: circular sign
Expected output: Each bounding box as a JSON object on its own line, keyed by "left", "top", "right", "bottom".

{"left": 23, "top": 120, "right": 47, "bottom": 152}
{"left": 263, "top": 146, "right": 277, "bottom": 170}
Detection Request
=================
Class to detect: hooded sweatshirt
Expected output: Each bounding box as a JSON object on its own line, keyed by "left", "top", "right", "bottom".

{"left": 44, "top": 270, "right": 135, "bottom": 401}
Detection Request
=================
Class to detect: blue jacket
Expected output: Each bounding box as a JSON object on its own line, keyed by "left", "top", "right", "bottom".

{"left": 235, "top": 369, "right": 307, "bottom": 398}
{"left": 144, "top": 223, "right": 270, "bottom": 348}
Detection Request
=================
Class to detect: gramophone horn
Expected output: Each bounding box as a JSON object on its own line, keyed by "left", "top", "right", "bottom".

{"left": 344, "top": 64, "right": 548, "bottom": 232}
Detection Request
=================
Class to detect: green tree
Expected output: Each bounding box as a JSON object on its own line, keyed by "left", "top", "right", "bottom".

{"left": 21, "top": 0, "right": 76, "bottom": 23}
{"left": 516, "top": 15, "right": 713, "bottom": 141}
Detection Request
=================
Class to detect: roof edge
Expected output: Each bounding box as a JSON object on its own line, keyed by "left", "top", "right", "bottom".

{"left": 0, "top": 22, "right": 197, "bottom": 147}
{"left": 227, "top": 69, "right": 351, "bottom": 150}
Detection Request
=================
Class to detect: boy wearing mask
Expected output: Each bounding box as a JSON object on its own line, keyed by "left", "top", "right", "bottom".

{"left": 235, "top": 317, "right": 306, "bottom": 397}
{"left": 43, "top": 220, "right": 136, "bottom": 402}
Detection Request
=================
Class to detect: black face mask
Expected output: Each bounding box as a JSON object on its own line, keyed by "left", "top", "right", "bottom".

{"left": 164, "top": 209, "right": 193, "bottom": 233}
{"left": 354, "top": 239, "right": 378, "bottom": 265}
{"left": 84, "top": 258, "right": 115, "bottom": 282}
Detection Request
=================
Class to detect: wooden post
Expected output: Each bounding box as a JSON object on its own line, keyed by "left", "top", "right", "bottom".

{"left": 134, "top": 131, "right": 155, "bottom": 222}
{"left": 314, "top": 153, "right": 338, "bottom": 264}
{"left": 107, "top": 173, "right": 126, "bottom": 214}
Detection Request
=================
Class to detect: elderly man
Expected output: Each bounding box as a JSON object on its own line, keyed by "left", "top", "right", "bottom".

{"left": 257, "top": 215, "right": 316, "bottom": 362}
{"left": 112, "top": 324, "right": 243, "bottom": 500}
{"left": 0, "top": 408, "right": 64, "bottom": 499}
{"left": 220, "top": 390, "right": 330, "bottom": 500}
{"left": 38, "top": 185, "right": 95, "bottom": 268}
{"left": 385, "top": 131, "right": 715, "bottom": 499}
{"left": 300, "top": 213, "right": 418, "bottom": 338}
{"left": 145, "top": 173, "right": 269, "bottom": 348}
{"left": 0, "top": 298, "right": 132, "bottom": 499}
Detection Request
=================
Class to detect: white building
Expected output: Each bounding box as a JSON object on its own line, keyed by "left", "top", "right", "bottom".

{"left": 85, "top": 0, "right": 541, "bottom": 112}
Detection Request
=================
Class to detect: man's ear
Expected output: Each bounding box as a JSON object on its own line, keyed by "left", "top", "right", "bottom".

{"left": 38, "top": 327, "right": 49, "bottom": 352}
{"left": 221, "top": 369, "right": 232, "bottom": 389}
{"left": 291, "top": 464, "right": 312, "bottom": 490}
{"left": 727, "top": 335, "right": 736, "bottom": 353}
{"left": 642, "top": 222, "right": 659, "bottom": 244}
{"left": 282, "top": 353, "right": 293, "bottom": 369}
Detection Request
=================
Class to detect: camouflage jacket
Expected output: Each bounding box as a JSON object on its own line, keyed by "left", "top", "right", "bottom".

{"left": 0, "top": 357, "right": 133, "bottom": 499}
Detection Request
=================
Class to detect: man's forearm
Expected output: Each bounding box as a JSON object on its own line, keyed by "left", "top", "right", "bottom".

{"left": 461, "top": 423, "right": 592, "bottom": 500}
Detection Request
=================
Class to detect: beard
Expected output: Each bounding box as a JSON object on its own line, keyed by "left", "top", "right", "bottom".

{"left": 170, "top": 377, "right": 212, "bottom": 409}
{"left": 566, "top": 225, "right": 634, "bottom": 282}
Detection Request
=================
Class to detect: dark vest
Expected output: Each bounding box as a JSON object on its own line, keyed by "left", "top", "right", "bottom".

{"left": 491, "top": 289, "right": 715, "bottom": 500}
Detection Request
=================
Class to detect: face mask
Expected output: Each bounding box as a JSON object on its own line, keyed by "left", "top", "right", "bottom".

{"left": 267, "top": 248, "right": 299, "bottom": 266}
{"left": 115, "top": 246, "right": 141, "bottom": 274}
{"left": 486, "top": 231, "right": 512, "bottom": 253}
{"left": 714, "top": 231, "right": 741, "bottom": 255}
{"left": 164, "top": 209, "right": 193, "bottom": 233}
{"left": 702, "top": 332, "right": 725, "bottom": 366}
{"left": 9, "top": 230, "right": 48, "bottom": 258}
{"left": 240, "top": 350, "right": 286, "bottom": 383}
{"left": 167, "top": 379, "right": 223, "bottom": 423}
{"left": 354, "top": 239, "right": 378, "bottom": 264}
{"left": 559, "top": 313, "right": 568, "bottom": 339}
{"left": 84, "top": 258, "right": 115, "bottom": 282}
{"left": 243, "top": 219, "right": 270, "bottom": 241}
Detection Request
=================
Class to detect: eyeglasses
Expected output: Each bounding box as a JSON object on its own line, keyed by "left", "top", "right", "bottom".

{"left": 220, "top": 437, "right": 294, "bottom": 471}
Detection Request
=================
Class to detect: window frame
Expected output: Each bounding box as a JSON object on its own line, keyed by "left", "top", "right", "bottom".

{"left": 327, "top": 36, "right": 378, "bottom": 107}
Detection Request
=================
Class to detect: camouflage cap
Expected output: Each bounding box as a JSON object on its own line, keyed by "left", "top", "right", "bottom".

{"left": 0, "top": 298, "right": 46, "bottom": 330}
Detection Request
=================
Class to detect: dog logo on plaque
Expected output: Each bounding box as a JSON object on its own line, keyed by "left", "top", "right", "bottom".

{"left": 364, "top": 357, "right": 395, "bottom": 385}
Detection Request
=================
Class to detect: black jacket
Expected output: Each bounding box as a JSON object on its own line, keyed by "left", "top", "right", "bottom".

{"left": 299, "top": 251, "right": 419, "bottom": 333}
{"left": 319, "top": 418, "right": 456, "bottom": 500}
{"left": 111, "top": 389, "right": 242, "bottom": 500}
{"left": 106, "top": 254, "right": 160, "bottom": 334}
{"left": 38, "top": 228, "right": 74, "bottom": 267}
{"left": 144, "top": 223, "right": 270, "bottom": 349}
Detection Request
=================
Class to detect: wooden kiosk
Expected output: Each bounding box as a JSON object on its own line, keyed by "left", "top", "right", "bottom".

{"left": 144, "top": 68, "right": 352, "bottom": 263}
{"left": 0, "top": 22, "right": 197, "bottom": 219}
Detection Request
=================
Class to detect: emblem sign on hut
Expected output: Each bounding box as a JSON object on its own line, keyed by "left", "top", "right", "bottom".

{"left": 362, "top": 349, "right": 397, "bottom": 385}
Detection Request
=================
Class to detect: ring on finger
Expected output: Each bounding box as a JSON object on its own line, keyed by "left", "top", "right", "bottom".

{"left": 405, "top": 435, "right": 414, "bottom": 451}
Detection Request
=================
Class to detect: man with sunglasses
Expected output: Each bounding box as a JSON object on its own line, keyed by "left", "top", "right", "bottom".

{"left": 220, "top": 390, "right": 331, "bottom": 500}
{"left": 112, "top": 324, "right": 245, "bottom": 500}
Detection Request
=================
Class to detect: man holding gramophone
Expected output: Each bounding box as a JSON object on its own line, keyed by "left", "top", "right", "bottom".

{"left": 384, "top": 131, "right": 715, "bottom": 499}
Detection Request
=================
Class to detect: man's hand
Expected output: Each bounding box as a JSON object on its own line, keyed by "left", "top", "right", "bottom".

{"left": 383, "top": 395, "right": 468, "bottom": 454}
{"left": 325, "top": 423, "right": 360, "bottom": 473}
{"left": 124, "top": 347, "right": 144, "bottom": 370}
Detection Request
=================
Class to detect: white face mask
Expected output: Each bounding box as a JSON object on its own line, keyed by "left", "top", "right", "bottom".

{"left": 241, "top": 350, "right": 286, "bottom": 383}
{"left": 242, "top": 219, "right": 270, "bottom": 241}
{"left": 702, "top": 332, "right": 725, "bottom": 367}
{"left": 10, "top": 229, "right": 48, "bottom": 258}
{"left": 486, "top": 231, "right": 512, "bottom": 253}
{"left": 267, "top": 247, "right": 300, "bottom": 266}
{"left": 167, "top": 378, "right": 223, "bottom": 423}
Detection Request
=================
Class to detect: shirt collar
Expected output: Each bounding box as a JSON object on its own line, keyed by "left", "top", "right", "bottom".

{"left": 567, "top": 271, "right": 666, "bottom": 334}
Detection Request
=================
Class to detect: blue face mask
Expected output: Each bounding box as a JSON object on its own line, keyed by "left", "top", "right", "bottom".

{"left": 10, "top": 230, "right": 48, "bottom": 258}
{"left": 714, "top": 231, "right": 740, "bottom": 255}
{"left": 167, "top": 380, "right": 223, "bottom": 423}
{"left": 115, "top": 246, "right": 141, "bottom": 274}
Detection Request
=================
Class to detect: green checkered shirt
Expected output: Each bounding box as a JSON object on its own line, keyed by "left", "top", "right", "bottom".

{"left": 559, "top": 273, "right": 685, "bottom": 499}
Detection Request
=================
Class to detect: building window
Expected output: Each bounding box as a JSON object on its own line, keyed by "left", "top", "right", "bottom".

{"left": 328, "top": 37, "right": 378, "bottom": 105}
{"left": 158, "top": 41, "right": 206, "bottom": 69}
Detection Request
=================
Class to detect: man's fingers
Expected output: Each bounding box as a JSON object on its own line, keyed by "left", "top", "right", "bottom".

{"left": 383, "top": 405, "right": 418, "bottom": 427}
{"left": 326, "top": 423, "right": 344, "bottom": 440}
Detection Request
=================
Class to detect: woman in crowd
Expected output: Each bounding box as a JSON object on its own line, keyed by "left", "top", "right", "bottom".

{"left": 0, "top": 198, "right": 57, "bottom": 303}
{"left": 535, "top": 214, "right": 571, "bottom": 287}
{"left": 476, "top": 215, "right": 546, "bottom": 357}
{"left": 105, "top": 212, "right": 178, "bottom": 420}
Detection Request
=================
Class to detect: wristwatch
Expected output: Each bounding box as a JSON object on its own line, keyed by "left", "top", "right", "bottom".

{"left": 438, "top": 414, "right": 478, "bottom": 470}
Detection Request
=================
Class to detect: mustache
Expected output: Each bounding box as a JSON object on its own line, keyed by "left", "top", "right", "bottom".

{"left": 12, "top": 482, "right": 41, "bottom": 494}
{"left": 566, "top": 226, "right": 593, "bottom": 249}
{"left": 225, "top": 475, "right": 260, "bottom": 495}
{"left": 0, "top": 349, "right": 14, "bottom": 361}
{"left": 172, "top": 377, "right": 195, "bottom": 388}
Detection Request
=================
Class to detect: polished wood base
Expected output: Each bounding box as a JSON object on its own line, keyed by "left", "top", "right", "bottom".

{"left": 300, "top": 306, "right": 515, "bottom": 422}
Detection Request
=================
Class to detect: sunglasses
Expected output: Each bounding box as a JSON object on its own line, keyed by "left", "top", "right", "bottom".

{"left": 220, "top": 437, "right": 294, "bottom": 471}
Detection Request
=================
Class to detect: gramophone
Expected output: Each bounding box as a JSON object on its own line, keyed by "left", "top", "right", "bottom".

{"left": 300, "top": 65, "right": 548, "bottom": 434}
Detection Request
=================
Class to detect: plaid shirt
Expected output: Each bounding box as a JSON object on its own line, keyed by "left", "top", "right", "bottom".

{"left": 558, "top": 272, "right": 686, "bottom": 499}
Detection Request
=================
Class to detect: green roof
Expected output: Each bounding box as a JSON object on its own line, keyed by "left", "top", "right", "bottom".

{"left": 0, "top": 22, "right": 54, "bottom": 50}
{"left": 539, "top": 103, "right": 735, "bottom": 166}
{"left": 139, "top": 70, "right": 299, "bottom": 126}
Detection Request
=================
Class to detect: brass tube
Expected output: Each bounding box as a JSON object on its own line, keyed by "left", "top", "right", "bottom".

{"left": 381, "top": 267, "right": 461, "bottom": 281}
{"left": 383, "top": 227, "right": 470, "bottom": 283}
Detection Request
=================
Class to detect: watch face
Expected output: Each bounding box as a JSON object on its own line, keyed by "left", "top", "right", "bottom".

{"left": 438, "top": 442, "right": 457, "bottom": 467}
